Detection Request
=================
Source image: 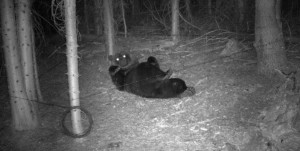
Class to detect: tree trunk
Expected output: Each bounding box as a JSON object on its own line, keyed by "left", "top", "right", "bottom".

{"left": 93, "top": 0, "right": 102, "bottom": 36}
{"left": 254, "top": 0, "right": 287, "bottom": 76}
{"left": 31, "top": 24, "right": 44, "bottom": 103}
{"left": 121, "top": 0, "right": 127, "bottom": 38}
{"left": 208, "top": 0, "right": 212, "bottom": 15}
{"left": 103, "top": 0, "right": 115, "bottom": 56}
{"left": 216, "top": 0, "right": 222, "bottom": 14}
{"left": 84, "top": 0, "right": 90, "bottom": 34}
{"left": 236, "top": 0, "right": 245, "bottom": 24}
{"left": 1, "top": 0, "right": 38, "bottom": 130}
{"left": 171, "top": 0, "right": 180, "bottom": 44}
{"left": 131, "top": 0, "right": 140, "bottom": 16}
{"left": 16, "top": 0, "right": 40, "bottom": 105}
{"left": 185, "top": 0, "right": 192, "bottom": 21}
{"left": 64, "top": 0, "right": 83, "bottom": 134}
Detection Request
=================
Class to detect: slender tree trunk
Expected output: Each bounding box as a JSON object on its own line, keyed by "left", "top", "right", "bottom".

{"left": 64, "top": 0, "right": 83, "bottom": 134}
{"left": 121, "top": 0, "right": 127, "bottom": 38}
{"left": 1, "top": 0, "right": 38, "bottom": 130}
{"left": 16, "top": 0, "right": 40, "bottom": 106}
{"left": 131, "top": 0, "right": 139, "bottom": 16}
{"left": 236, "top": 0, "right": 245, "bottom": 24}
{"left": 31, "top": 23, "right": 43, "bottom": 103}
{"left": 216, "top": 0, "right": 222, "bottom": 14}
{"left": 254, "top": 0, "right": 287, "bottom": 76}
{"left": 185, "top": 0, "right": 192, "bottom": 21}
{"left": 171, "top": 0, "right": 180, "bottom": 44}
{"left": 208, "top": 0, "right": 212, "bottom": 15}
{"left": 94, "top": 0, "right": 102, "bottom": 36}
{"left": 84, "top": 0, "right": 90, "bottom": 34}
{"left": 103, "top": 0, "right": 114, "bottom": 56}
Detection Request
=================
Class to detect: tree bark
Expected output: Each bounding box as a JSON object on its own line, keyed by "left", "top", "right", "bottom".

{"left": 64, "top": 0, "right": 83, "bottom": 134}
{"left": 255, "top": 0, "right": 287, "bottom": 76}
{"left": 121, "top": 0, "right": 127, "bottom": 38}
{"left": 31, "top": 24, "right": 44, "bottom": 103}
{"left": 16, "top": 0, "right": 40, "bottom": 105}
{"left": 130, "top": 0, "right": 140, "bottom": 16}
{"left": 1, "top": 0, "right": 38, "bottom": 130}
{"left": 171, "top": 0, "right": 179, "bottom": 44}
{"left": 208, "top": 0, "right": 212, "bottom": 15}
{"left": 236, "top": 0, "right": 245, "bottom": 24}
{"left": 185, "top": 0, "right": 192, "bottom": 21}
{"left": 84, "top": 0, "right": 90, "bottom": 34}
{"left": 93, "top": 0, "right": 102, "bottom": 36}
{"left": 103, "top": 0, "right": 115, "bottom": 56}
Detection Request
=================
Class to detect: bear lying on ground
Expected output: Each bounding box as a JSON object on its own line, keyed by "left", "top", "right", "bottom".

{"left": 108, "top": 53, "right": 195, "bottom": 98}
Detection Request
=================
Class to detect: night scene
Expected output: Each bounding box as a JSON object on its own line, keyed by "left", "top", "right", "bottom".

{"left": 1, "top": 0, "right": 300, "bottom": 150}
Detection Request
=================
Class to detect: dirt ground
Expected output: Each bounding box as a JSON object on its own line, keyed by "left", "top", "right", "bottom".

{"left": 1, "top": 33, "right": 300, "bottom": 151}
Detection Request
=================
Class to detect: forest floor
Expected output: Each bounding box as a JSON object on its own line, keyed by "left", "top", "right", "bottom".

{"left": 1, "top": 31, "right": 300, "bottom": 151}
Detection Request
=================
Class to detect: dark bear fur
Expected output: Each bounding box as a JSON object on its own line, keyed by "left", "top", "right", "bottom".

{"left": 112, "top": 52, "right": 172, "bottom": 80}
{"left": 109, "top": 55, "right": 195, "bottom": 98}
